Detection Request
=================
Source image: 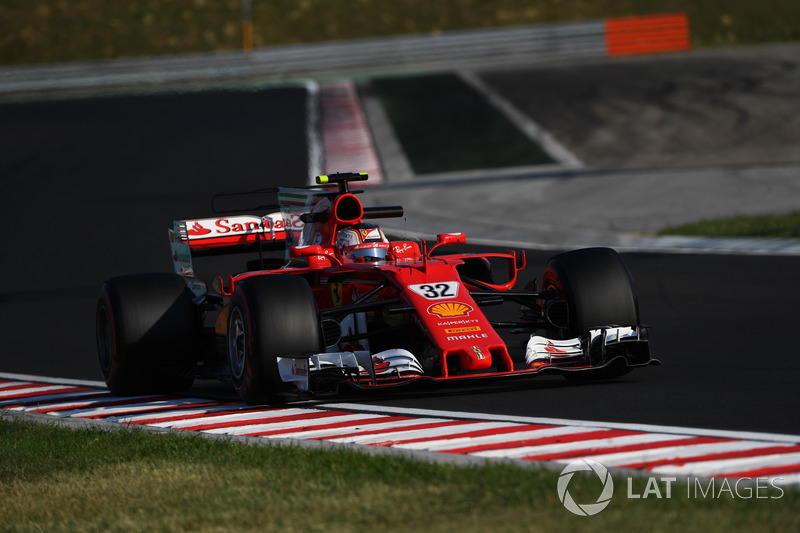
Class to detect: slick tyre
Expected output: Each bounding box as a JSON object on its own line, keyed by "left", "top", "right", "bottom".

{"left": 543, "top": 247, "right": 640, "bottom": 337}
{"left": 96, "top": 273, "right": 198, "bottom": 395}
{"left": 542, "top": 248, "right": 640, "bottom": 379}
{"left": 227, "top": 275, "right": 322, "bottom": 404}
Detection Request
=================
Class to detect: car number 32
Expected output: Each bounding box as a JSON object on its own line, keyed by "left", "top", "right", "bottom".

{"left": 408, "top": 282, "right": 459, "bottom": 300}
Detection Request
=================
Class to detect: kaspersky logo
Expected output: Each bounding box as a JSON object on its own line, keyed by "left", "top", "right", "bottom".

{"left": 557, "top": 459, "right": 614, "bottom": 516}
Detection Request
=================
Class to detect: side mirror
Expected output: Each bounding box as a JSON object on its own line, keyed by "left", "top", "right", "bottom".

{"left": 436, "top": 233, "right": 466, "bottom": 246}
{"left": 289, "top": 245, "right": 327, "bottom": 258}
{"left": 288, "top": 245, "right": 341, "bottom": 267}
{"left": 428, "top": 233, "right": 466, "bottom": 255}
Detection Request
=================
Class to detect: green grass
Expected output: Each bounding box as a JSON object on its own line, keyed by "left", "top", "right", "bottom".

{"left": 371, "top": 73, "right": 554, "bottom": 174}
{"left": 3, "top": 1, "right": 800, "bottom": 66}
{"left": 1, "top": 416, "right": 798, "bottom": 532}
{"left": 658, "top": 211, "right": 800, "bottom": 238}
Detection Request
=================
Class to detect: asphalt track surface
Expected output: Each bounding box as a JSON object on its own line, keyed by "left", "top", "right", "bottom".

{"left": 1, "top": 47, "right": 798, "bottom": 437}
{"left": 480, "top": 45, "right": 800, "bottom": 170}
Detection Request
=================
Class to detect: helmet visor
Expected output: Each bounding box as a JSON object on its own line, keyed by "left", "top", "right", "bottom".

{"left": 346, "top": 242, "right": 390, "bottom": 261}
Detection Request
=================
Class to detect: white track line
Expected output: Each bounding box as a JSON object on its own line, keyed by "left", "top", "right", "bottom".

{"left": 458, "top": 70, "right": 584, "bottom": 169}
{"left": 200, "top": 412, "right": 384, "bottom": 436}
{"left": 651, "top": 452, "right": 800, "bottom": 477}
{"left": 323, "top": 403, "right": 800, "bottom": 444}
{"left": 0, "top": 372, "right": 106, "bottom": 388}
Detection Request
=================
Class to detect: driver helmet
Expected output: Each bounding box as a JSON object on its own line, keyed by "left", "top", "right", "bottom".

{"left": 336, "top": 223, "right": 390, "bottom": 262}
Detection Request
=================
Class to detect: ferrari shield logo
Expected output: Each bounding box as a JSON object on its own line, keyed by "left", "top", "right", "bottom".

{"left": 331, "top": 282, "right": 343, "bottom": 307}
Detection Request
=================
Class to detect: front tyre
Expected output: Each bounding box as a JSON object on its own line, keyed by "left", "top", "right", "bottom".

{"left": 542, "top": 247, "right": 640, "bottom": 338}
{"left": 227, "top": 275, "right": 322, "bottom": 404}
{"left": 542, "top": 248, "right": 641, "bottom": 379}
{"left": 96, "top": 273, "right": 198, "bottom": 395}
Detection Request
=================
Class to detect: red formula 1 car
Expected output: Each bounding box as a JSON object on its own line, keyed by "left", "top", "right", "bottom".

{"left": 96, "top": 172, "right": 656, "bottom": 404}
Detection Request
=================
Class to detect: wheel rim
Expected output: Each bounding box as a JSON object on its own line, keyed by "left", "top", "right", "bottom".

{"left": 228, "top": 307, "right": 247, "bottom": 380}
{"left": 96, "top": 303, "right": 113, "bottom": 376}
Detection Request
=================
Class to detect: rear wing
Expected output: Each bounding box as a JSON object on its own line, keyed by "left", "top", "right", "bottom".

{"left": 172, "top": 172, "right": 395, "bottom": 256}
{"left": 171, "top": 213, "right": 293, "bottom": 255}
{"left": 168, "top": 212, "right": 299, "bottom": 298}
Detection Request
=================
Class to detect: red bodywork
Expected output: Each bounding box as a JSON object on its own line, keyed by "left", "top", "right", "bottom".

{"left": 221, "top": 237, "right": 525, "bottom": 379}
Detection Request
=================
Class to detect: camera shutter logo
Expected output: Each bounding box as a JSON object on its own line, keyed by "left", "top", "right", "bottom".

{"left": 557, "top": 459, "right": 614, "bottom": 516}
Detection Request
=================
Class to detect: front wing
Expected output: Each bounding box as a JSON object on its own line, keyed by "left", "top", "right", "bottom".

{"left": 279, "top": 326, "right": 656, "bottom": 396}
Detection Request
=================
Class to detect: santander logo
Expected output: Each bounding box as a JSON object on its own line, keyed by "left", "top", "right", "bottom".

{"left": 187, "top": 221, "right": 212, "bottom": 236}
{"left": 185, "top": 216, "right": 268, "bottom": 239}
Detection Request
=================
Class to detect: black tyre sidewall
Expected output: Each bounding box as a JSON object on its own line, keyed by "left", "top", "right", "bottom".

{"left": 543, "top": 247, "right": 639, "bottom": 337}
{"left": 96, "top": 273, "right": 198, "bottom": 395}
{"left": 228, "top": 275, "right": 322, "bottom": 404}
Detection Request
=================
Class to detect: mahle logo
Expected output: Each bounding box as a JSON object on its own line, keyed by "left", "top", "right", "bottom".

{"left": 557, "top": 459, "right": 614, "bottom": 516}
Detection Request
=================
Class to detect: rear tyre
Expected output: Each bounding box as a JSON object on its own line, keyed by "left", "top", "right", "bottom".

{"left": 227, "top": 275, "right": 322, "bottom": 404}
{"left": 96, "top": 273, "right": 198, "bottom": 395}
